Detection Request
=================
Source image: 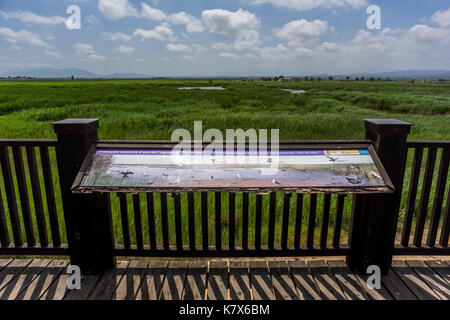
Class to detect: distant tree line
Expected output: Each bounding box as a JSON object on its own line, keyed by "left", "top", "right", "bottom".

{"left": 258, "top": 76, "right": 448, "bottom": 82}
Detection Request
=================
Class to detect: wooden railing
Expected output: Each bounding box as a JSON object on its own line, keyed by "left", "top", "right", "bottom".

{"left": 393, "top": 141, "right": 449, "bottom": 254}
{"left": 0, "top": 119, "right": 448, "bottom": 275}
{"left": 0, "top": 140, "right": 68, "bottom": 255}
{"left": 110, "top": 192, "right": 351, "bottom": 257}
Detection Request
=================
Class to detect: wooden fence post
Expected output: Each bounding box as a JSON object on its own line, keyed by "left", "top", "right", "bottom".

{"left": 53, "top": 119, "right": 115, "bottom": 275}
{"left": 347, "top": 119, "right": 411, "bottom": 275}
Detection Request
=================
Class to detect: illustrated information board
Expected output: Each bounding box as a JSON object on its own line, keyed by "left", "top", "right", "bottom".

{"left": 72, "top": 146, "right": 394, "bottom": 194}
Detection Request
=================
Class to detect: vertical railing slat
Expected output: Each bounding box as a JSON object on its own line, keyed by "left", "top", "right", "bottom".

{"left": 427, "top": 147, "right": 449, "bottom": 247}
{"left": 242, "top": 192, "right": 249, "bottom": 250}
{"left": 281, "top": 193, "right": 291, "bottom": 249}
{"left": 146, "top": 193, "right": 157, "bottom": 250}
{"left": 0, "top": 146, "right": 23, "bottom": 246}
{"left": 173, "top": 193, "right": 183, "bottom": 251}
{"left": 187, "top": 192, "right": 195, "bottom": 250}
{"left": 401, "top": 147, "right": 423, "bottom": 247}
{"left": 214, "top": 192, "right": 221, "bottom": 250}
{"left": 294, "top": 194, "right": 303, "bottom": 250}
{"left": 320, "top": 194, "right": 331, "bottom": 249}
{"left": 12, "top": 146, "right": 35, "bottom": 247}
{"left": 0, "top": 188, "right": 10, "bottom": 247}
{"left": 268, "top": 192, "right": 276, "bottom": 250}
{"left": 160, "top": 193, "right": 169, "bottom": 250}
{"left": 39, "top": 146, "right": 61, "bottom": 247}
{"left": 201, "top": 192, "right": 208, "bottom": 250}
{"left": 414, "top": 147, "right": 437, "bottom": 247}
{"left": 26, "top": 146, "right": 48, "bottom": 247}
{"left": 332, "top": 195, "right": 345, "bottom": 249}
{"left": 439, "top": 188, "right": 450, "bottom": 248}
{"left": 255, "top": 194, "right": 262, "bottom": 250}
{"left": 132, "top": 193, "right": 143, "bottom": 250}
{"left": 118, "top": 193, "right": 130, "bottom": 249}
{"left": 229, "top": 193, "right": 235, "bottom": 250}
{"left": 307, "top": 194, "right": 317, "bottom": 250}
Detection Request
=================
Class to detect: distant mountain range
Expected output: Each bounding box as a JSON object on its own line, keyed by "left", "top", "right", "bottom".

{"left": 0, "top": 67, "right": 153, "bottom": 79}
{"left": 1, "top": 67, "right": 450, "bottom": 80}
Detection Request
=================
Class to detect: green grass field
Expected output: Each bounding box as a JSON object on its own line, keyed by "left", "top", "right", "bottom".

{"left": 0, "top": 79, "right": 449, "bottom": 140}
{"left": 0, "top": 79, "right": 448, "bottom": 248}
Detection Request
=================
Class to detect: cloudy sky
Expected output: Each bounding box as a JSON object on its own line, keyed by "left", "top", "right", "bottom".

{"left": 0, "top": 0, "right": 449, "bottom": 76}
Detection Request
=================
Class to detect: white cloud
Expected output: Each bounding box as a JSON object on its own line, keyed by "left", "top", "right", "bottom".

{"left": 431, "top": 8, "right": 450, "bottom": 28}
{"left": 274, "top": 19, "right": 328, "bottom": 43}
{"left": 101, "top": 31, "right": 133, "bottom": 42}
{"left": 0, "top": 10, "right": 66, "bottom": 25}
{"left": 408, "top": 24, "right": 450, "bottom": 45}
{"left": 212, "top": 42, "right": 232, "bottom": 50}
{"left": 168, "top": 12, "right": 205, "bottom": 33}
{"left": 0, "top": 27, "right": 48, "bottom": 47}
{"left": 182, "top": 54, "right": 196, "bottom": 60}
{"left": 319, "top": 42, "right": 339, "bottom": 52}
{"left": 250, "top": 0, "right": 367, "bottom": 11}
{"left": 141, "top": 3, "right": 167, "bottom": 20}
{"left": 293, "top": 46, "right": 314, "bottom": 57}
{"left": 166, "top": 43, "right": 191, "bottom": 52}
{"left": 220, "top": 52, "right": 239, "bottom": 59}
{"left": 259, "top": 43, "right": 313, "bottom": 59}
{"left": 167, "top": 11, "right": 194, "bottom": 24}
{"left": 88, "top": 54, "right": 107, "bottom": 61}
{"left": 115, "top": 45, "right": 135, "bottom": 53}
{"left": 234, "top": 30, "right": 261, "bottom": 50}
{"left": 295, "top": 22, "right": 450, "bottom": 73}
{"left": 73, "top": 42, "right": 95, "bottom": 55}
{"left": 73, "top": 42, "right": 108, "bottom": 61}
{"left": 202, "top": 9, "right": 260, "bottom": 34}
{"left": 98, "top": 2, "right": 205, "bottom": 33}
{"left": 315, "top": 25, "right": 448, "bottom": 68}
{"left": 350, "top": 28, "right": 400, "bottom": 53}
{"left": 134, "top": 24, "right": 175, "bottom": 41}
{"left": 98, "top": 0, "right": 138, "bottom": 20}
{"left": 186, "top": 21, "right": 205, "bottom": 33}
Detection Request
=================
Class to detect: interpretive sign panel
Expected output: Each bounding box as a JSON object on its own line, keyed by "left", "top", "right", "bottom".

{"left": 72, "top": 144, "right": 394, "bottom": 194}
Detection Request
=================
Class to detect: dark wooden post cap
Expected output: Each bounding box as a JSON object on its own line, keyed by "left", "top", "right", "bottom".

{"left": 364, "top": 119, "right": 411, "bottom": 135}
{"left": 53, "top": 118, "right": 100, "bottom": 135}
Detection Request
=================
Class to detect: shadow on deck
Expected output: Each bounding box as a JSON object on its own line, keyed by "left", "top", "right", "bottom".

{"left": 0, "top": 257, "right": 448, "bottom": 300}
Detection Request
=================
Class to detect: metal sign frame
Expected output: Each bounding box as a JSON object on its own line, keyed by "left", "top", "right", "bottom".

{"left": 71, "top": 142, "right": 394, "bottom": 194}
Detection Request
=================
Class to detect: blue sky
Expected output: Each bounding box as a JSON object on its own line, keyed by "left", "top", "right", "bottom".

{"left": 0, "top": 0, "right": 449, "bottom": 76}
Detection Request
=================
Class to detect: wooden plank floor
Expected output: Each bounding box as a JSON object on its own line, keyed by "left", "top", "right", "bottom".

{"left": 0, "top": 257, "right": 448, "bottom": 300}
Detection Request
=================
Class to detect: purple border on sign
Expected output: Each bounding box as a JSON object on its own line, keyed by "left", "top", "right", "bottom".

{"left": 96, "top": 149, "right": 369, "bottom": 156}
